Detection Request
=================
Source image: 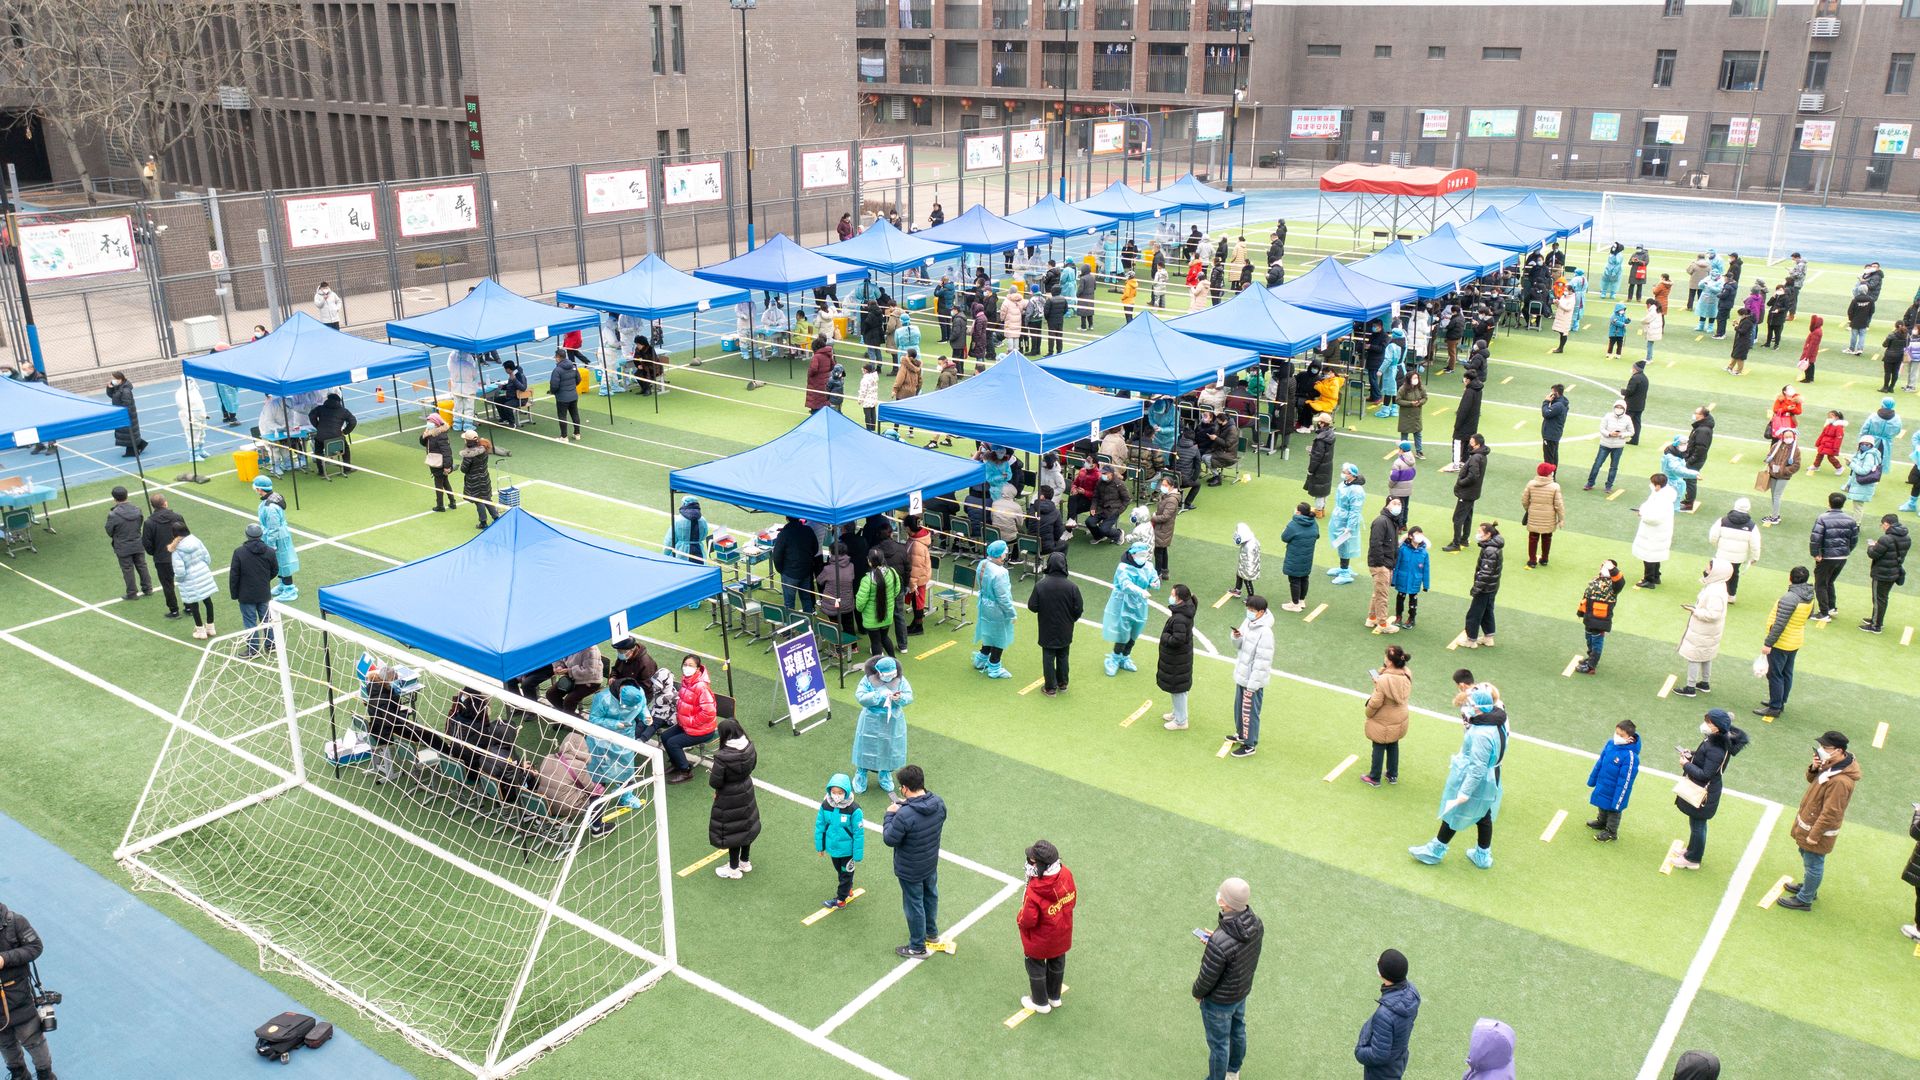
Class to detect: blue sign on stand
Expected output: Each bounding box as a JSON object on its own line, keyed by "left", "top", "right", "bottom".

{"left": 774, "top": 631, "right": 831, "bottom": 734}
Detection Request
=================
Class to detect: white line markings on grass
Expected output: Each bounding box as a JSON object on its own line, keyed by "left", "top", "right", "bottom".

{"left": 1657, "top": 674, "right": 1677, "bottom": 698}
{"left": 814, "top": 879, "right": 1023, "bottom": 1039}
{"left": 1323, "top": 754, "right": 1358, "bottom": 783}
{"left": 670, "top": 967, "right": 908, "bottom": 1080}
{"left": 1635, "top": 802, "right": 1782, "bottom": 1080}
{"left": 1903, "top": 626, "right": 1914, "bottom": 647}
{"left": 1756, "top": 875, "right": 1792, "bottom": 910}
{"left": 1874, "top": 721, "right": 1890, "bottom": 749}
{"left": 1540, "top": 810, "right": 1567, "bottom": 843}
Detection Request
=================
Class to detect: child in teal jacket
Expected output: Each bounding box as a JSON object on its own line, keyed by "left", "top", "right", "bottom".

{"left": 814, "top": 772, "right": 866, "bottom": 908}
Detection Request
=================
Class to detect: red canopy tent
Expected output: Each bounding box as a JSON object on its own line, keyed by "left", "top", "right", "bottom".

{"left": 1316, "top": 164, "right": 1479, "bottom": 250}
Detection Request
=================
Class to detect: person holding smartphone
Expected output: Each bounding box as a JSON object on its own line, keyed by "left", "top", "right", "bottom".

{"left": 1777, "top": 731, "right": 1861, "bottom": 912}
{"left": 1673, "top": 709, "right": 1749, "bottom": 870}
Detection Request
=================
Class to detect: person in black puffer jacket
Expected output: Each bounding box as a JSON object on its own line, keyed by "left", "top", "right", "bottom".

{"left": 0, "top": 900, "right": 54, "bottom": 1080}
{"left": 1027, "top": 551, "right": 1083, "bottom": 695}
{"left": 1862, "top": 513, "right": 1911, "bottom": 633}
{"left": 1029, "top": 488, "right": 1066, "bottom": 555}
{"left": 1682, "top": 408, "right": 1714, "bottom": 510}
{"left": 772, "top": 516, "right": 823, "bottom": 614}
{"left": 708, "top": 719, "right": 762, "bottom": 878}
{"left": 1464, "top": 523, "right": 1504, "bottom": 648}
{"left": 1304, "top": 415, "right": 1336, "bottom": 513}
{"left": 1157, "top": 584, "right": 1197, "bottom": 729}
{"left": 1808, "top": 492, "right": 1860, "bottom": 621}
{"left": 1193, "top": 876, "right": 1263, "bottom": 1080}
{"left": 1447, "top": 437, "right": 1489, "bottom": 551}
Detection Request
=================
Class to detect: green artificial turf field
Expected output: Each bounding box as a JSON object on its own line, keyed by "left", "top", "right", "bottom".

{"left": 4, "top": 216, "right": 1919, "bottom": 1080}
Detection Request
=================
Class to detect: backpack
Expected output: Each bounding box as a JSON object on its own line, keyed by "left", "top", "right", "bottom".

{"left": 255, "top": 1011, "right": 316, "bottom": 1063}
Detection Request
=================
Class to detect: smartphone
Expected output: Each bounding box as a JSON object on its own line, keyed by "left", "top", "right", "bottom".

{"left": 1192, "top": 928, "right": 1213, "bottom": 943}
{"left": 1675, "top": 745, "right": 1690, "bottom": 756}
{"left": 1367, "top": 669, "right": 1379, "bottom": 680}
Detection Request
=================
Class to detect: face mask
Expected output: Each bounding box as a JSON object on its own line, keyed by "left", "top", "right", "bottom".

{"left": 683, "top": 664, "right": 697, "bottom": 678}
{"left": 1024, "top": 862, "right": 1040, "bottom": 880}
{"left": 1612, "top": 733, "right": 1632, "bottom": 746}
{"left": 1700, "top": 722, "right": 1715, "bottom": 736}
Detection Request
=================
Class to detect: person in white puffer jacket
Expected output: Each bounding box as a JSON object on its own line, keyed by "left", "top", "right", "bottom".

{"left": 1707, "top": 496, "right": 1763, "bottom": 602}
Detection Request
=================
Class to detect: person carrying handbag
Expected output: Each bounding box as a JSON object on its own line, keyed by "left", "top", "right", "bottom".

{"left": 421, "top": 413, "right": 457, "bottom": 512}
{"left": 1672, "top": 708, "right": 1749, "bottom": 870}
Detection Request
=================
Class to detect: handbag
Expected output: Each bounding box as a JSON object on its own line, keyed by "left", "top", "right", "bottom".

{"left": 424, "top": 451, "right": 444, "bottom": 469}
{"left": 1673, "top": 734, "right": 1729, "bottom": 809}
{"left": 1753, "top": 467, "right": 1770, "bottom": 492}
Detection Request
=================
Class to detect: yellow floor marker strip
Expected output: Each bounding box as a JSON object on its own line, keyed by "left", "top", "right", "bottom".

{"left": 1540, "top": 810, "right": 1567, "bottom": 843}
{"left": 1323, "top": 754, "right": 1358, "bottom": 783}
{"left": 1659, "top": 839, "right": 1684, "bottom": 876}
{"left": 1302, "top": 602, "right": 1329, "bottom": 623}
{"left": 915, "top": 640, "right": 956, "bottom": 661}
{"left": 1213, "top": 591, "right": 1238, "bottom": 609}
{"left": 1902, "top": 626, "right": 1914, "bottom": 647}
{"left": 802, "top": 888, "right": 865, "bottom": 925}
{"left": 1500, "top": 375, "right": 1514, "bottom": 384}
{"left": 1382, "top": 448, "right": 1399, "bottom": 461}
{"left": 1757, "top": 875, "right": 1793, "bottom": 909}
{"left": 1004, "top": 985, "right": 1070, "bottom": 1029}
{"left": 1657, "top": 674, "right": 1677, "bottom": 699}
{"left": 1430, "top": 405, "right": 1449, "bottom": 418}
{"left": 1561, "top": 653, "right": 1583, "bottom": 678}
{"left": 1513, "top": 419, "right": 1527, "bottom": 430}
{"left": 1729, "top": 453, "right": 1743, "bottom": 464}
{"left": 1121, "top": 700, "right": 1153, "bottom": 728}
{"left": 1609, "top": 487, "right": 1625, "bottom": 501}
{"left": 1874, "top": 721, "right": 1890, "bottom": 749}
{"left": 677, "top": 850, "right": 727, "bottom": 878}
{"left": 1216, "top": 739, "right": 1235, "bottom": 758}
{"left": 1447, "top": 632, "right": 1466, "bottom": 651}
{"left": 1017, "top": 678, "right": 1046, "bottom": 696}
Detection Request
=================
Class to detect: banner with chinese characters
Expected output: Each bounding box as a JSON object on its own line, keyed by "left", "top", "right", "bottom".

{"left": 1588, "top": 113, "right": 1621, "bottom": 142}
{"left": 583, "top": 169, "right": 650, "bottom": 215}
{"left": 1466, "top": 109, "right": 1518, "bottom": 138}
{"left": 1727, "top": 117, "right": 1762, "bottom": 149}
{"left": 861, "top": 143, "right": 906, "bottom": 182}
{"left": 1874, "top": 123, "right": 1912, "bottom": 156}
{"left": 396, "top": 184, "right": 478, "bottom": 237}
{"left": 1531, "top": 110, "right": 1562, "bottom": 140}
{"left": 1654, "top": 114, "right": 1689, "bottom": 145}
{"left": 662, "top": 161, "right": 725, "bottom": 205}
{"left": 284, "top": 192, "right": 379, "bottom": 249}
{"left": 1009, "top": 129, "right": 1047, "bottom": 164}
{"left": 1091, "top": 121, "right": 1126, "bottom": 155}
{"left": 19, "top": 216, "right": 138, "bottom": 281}
{"left": 1289, "top": 109, "right": 1342, "bottom": 139}
{"left": 1194, "top": 111, "right": 1225, "bottom": 142}
{"left": 801, "top": 149, "right": 850, "bottom": 191}
{"left": 964, "top": 134, "right": 1004, "bottom": 171}
{"left": 1799, "top": 120, "right": 1836, "bottom": 151}
{"left": 1420, "top": 110, "right": 1449, "bottom": 139}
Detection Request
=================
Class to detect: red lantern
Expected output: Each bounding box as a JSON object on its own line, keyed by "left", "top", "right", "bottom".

{"left": 911, "top": 96, "right": 925, "bottom": 106}
{"left": 1004, "top": 99, "right": 1017, "bottom": 110}
{"left": 961, "top": 97, "right": 973, "bottom": 109}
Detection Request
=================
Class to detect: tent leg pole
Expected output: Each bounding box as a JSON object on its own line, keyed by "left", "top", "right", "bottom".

{"left": 391, "top": 376, "right": 404, "bottom": 435}
{"left": 321, "top": 620, "right": 341, "bottom": 780}
{"left": 668, "top": 483, "right": 679, "bottom": 636}
{"left": 597, "top": 338, "right": 615, "bottom": 424}
{"left": 289, "top": 451, "right": 300, "bottom": 511}
{"left": 52, "top": 444, "right": 70, "bottom": 517}
{"left": 720, "top": 613, "right": 734, "bottom": 700}
{"left": 133, "top": 446, "right": 153, "bottom": 510}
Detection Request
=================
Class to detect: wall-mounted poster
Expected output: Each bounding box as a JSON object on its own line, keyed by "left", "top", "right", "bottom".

{"left": 801, "top": 149, "right": 850, "bottom": 191}
{"left": 1289, "top": 109, "right": 1342, "bottom": 139}
{"left": 396, "top": 184, "right": 479, "bottom": 237}
{"left": 1419, "top": 110, "right": 1449, "bottom": 139}
{"left": 1874, "top": 123, "right": 1913, "bottom": 156}
{"left": 1194, "top": 110, "right": 1225, "bottom": 142}
{"left": 662, "top": 161, "right": 725, "bottom": 205}
{"left": 1800, "top": 120, "right": 1836, "bottom": 151}
{"left": 1466, "top": 109, "right": 1519, "bottom": 138}
{"left": 283, "top": 191, "right": 378, "bottom": 249}
{"left": 1589, "top": 112, "right": 1621, "bottom": 142}
{"left": 861, "top": 143, "right": 906, "bottom": 182}
{"left": 1009, "top": 129, "right": 1047, "bottom": 163}
{"left": 964, "top": 133, "right": 1004, "bottom": 171}
{"left": 583, "top": 169, "right": 650, "bottom": 215}
{"left": 1091, "top": 121, "right": 1126, "bottom": 155}
{"left": 1531, "top": 110, "right": 1562, "bottom": 139}
{"left": 18, "top": 216, "right": 138, "bottom": 281}
{"left": 1654, "top": 114, "right": 1689, "bottom": 145}
{"left": 1726, "top": 117, "right": 1762, "bottom": 148}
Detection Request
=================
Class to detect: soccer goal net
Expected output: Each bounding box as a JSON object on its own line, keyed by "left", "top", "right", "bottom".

{"left": 116, "top": 604, "right": 674, "bottom": 1079}
{"left": 1596, "top": 191, "right": 1789, "bottom": 266}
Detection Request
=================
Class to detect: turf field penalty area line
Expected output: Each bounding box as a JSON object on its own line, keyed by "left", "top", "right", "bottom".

{"left": 1120, "top": 701, "right": 1152, "bottom": 728}
{"left": 1004, "top": 985, "right": 1069, "bottom": 1030}
{"left": 802, "top": 888, "right": 865, "bottom": 925}
{"left": 1634, "top": 802, "right": 1783, "bottom": 1080}
{"left": 813, "top": 879, "right": 1024, "bottom": 1038}
{"left": 671, "top": 967, "right": 907, "bottom": 1080}
{"left": 1323, "top": 754, "right": 1358, "bottom": 783}
{"left": 1540, "top": 810, "right": 1567, "bottom": 843}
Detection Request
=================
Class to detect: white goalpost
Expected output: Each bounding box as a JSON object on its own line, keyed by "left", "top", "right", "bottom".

{"left": 116, "top": 603, "right": 676, "bottom": 1079}
{"left": 1595, "top": 190, "right": 1789, "bottom": 266}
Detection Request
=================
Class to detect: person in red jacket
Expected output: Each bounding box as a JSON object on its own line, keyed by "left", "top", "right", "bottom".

{"left": 805, "top": 337, "right": 835, "bottom": 412}
{"left": 560, "top": 324, "right": 587, "bottom": 367}
{"left": 1015, "top": 839, "right": 1076, "bottom": 1015}
{"left": 661, "top": 654, "right": 719, "bottom": 783}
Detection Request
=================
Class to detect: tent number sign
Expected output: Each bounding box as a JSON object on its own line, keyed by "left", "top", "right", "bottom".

{"left": 608, "top": 609, "right": 630, "bottom": 642}
{"left": 909, "top": 491, "right": 924, "bottom": 515}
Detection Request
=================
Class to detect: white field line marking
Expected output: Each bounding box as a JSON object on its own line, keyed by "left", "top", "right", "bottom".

{"left": 671, "top": 966, "right": 908, "bottom": 1080}
{"left": 293, "top": 507, "right": 440, "bottom": 550}
{"left": 813, "top": 879, "right": 1023, "bottom": 1038}
{"left": 1873, "top": 721, "right": 1889, "bottom": 749}
{"left": 1903, "top": 626, "right": 1914, "bottom": 647}
{"left": 1540, "top": 810, "right": 1568, "bottom": 843}
{"left": 1323, "top": 754, "right": 1358, "bottom": 782}
{"left": 1634, "top": 802, "right": 1783, "bottom": 1080}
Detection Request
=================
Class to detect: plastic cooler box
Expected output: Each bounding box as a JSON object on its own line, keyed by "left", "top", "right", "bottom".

{"left": 905, "top": 294, "right": 928, "bottom": 311}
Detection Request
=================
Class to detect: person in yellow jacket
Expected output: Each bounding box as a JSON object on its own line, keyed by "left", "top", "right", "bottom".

{"left": 1309, "top": 370, "right": 1344, "bottom": 416}
{"left": 1755, "top": 565, "right": 1814, "bottom": 720}
{"left": 1120, "top": 272, "right": 1139, "bottom": 323}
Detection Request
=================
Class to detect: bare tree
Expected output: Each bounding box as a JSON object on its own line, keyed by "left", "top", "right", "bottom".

{"left": 0, "top": 1, "right": 325, "bottom": 203}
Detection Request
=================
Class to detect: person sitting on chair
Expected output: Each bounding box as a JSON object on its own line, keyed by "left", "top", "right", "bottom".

{"left": 306, "top": 392, "right": 357, "bottom": 477}
{"left": 489, "top": 361, "right": 529, "bottom": 427}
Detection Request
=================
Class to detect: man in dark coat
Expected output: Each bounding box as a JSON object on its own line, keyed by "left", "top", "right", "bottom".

{"left": 106, "top": 372, "right": 146, "bottom": 457}
{"left": 1620, "top": 361, "right": 1651, "bottom": 445}
{"left": 1809, "top": 492, "right": 1860, "bottom": 622}
{"left": 104, "top": 485, "right": 150, "bottom": 601}
{"left": 772, "top": 516, "right": 822, "bottom": 614}
{"left": 1448, "top": 365, "right": 1485, "bottom": 471}
{"left": 0, "top": 901, "right": 53, "bottom": 1080}
{"left": 1088, "top": 465, "right": 1127, "bottom": 544}
{"left": 307, "top": 392, "right": 358, "bottom": 476}
{"left": 1367, "top": 502, "right": 1402, "bottom": 630}
{"left": 1353, "top": 948, "right": 1419, "bottom": 1080}
{"left": 882, "top": 765, "right": 947, "bottom": 958}
{"left": 1682, "top": 407, "right": 1714, "bottom": 511}
{"left": 1540, "top": 384, "right": 1569, "bottom": 467}
{"left": 1026, "top": 552, "right": 1083, "bottom": 695}
{"left": 229, "top": 523, "right": 280, "bottom": 657}
{"left": 1446, "top": 437, "right": 1489, "bottom": 552}
{"left": 1193, "top": 876, "right": 1263, "bottom": 1080}
{"left": 139, "top": 493, "right": 186, "bottom": 616}
{"left": 1043, "top": 288, "right": 1069, "bottom": 355}
{"left": 1861, "top": 513, "right": 1910, "bottom": 633}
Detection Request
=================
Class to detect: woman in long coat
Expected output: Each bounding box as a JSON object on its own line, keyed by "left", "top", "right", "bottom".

{"left": 1409, "top": 688, "right": 1507, "bottom": 868}
{"left": 1674, "top": 562, "right": 1731, "bottom": 696}
{"left": 107, "top": 372, "right": 145, "bottom": 456}
{"left": 850, "top": 655, "right": 912, "bottom": 794}
{"left": 708, "top": 719, "right": 762, "bottom": 878}
{"left": 1156, "top": 586, "right": 1196, "bottom": 730}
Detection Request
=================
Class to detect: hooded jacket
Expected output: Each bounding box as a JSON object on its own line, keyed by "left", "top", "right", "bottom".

{"left": 1192, "top": 905, "right": 1263, "bottom": 1004}
{"left": 1470, "top": 533, "right": 1504, "bottom": 595}
{"left": 1279, "top": 511, "right": 1320, "bottom": 577}
{"left": 0, "top": 902, "right": 44, "bottom": 1017}
{"left": 1801, "top": 315, "right": 1825, "bottom": 363}
{"left": 815, "top": 552, "right": 858, "bottom": 616}
{"left": 1867, "top": 521, "right": 1911, "bottom": 582}
{"left": 1354, "top": 979, "right": 1421, "bottom": 1080}
{"left": 708, "top": 734, "right": 762, "bottom": 850}
{"left": 534, "top": 733, "right": 599, "bottom": 817}
{"left": 1232, "top": 608, "right": 1275, "bottom": 690}
{"left": 1597, "top": 406, "right": 1635, "bottom": 449}
{"left": 1671, "top": 1050, "right": 1721, "bottom": 1080}
{"left": 1678, "top": 562, "right": 1733, "bottom": 663}
{"left": 1155, "top": 592, "right": 1197, "bottom": 694}
{"left": 1462, "top": 1017, "right": 1516, "bottom": 1080}
{"left": 228, "top": 536, "right": 279, "bottom": 603}
{"left": 1453, "top": 444, "right": 1489, "bottom": 501}
{"left": 1708, "top": 505, "right": 1761, "bottom": 566}
{"left": 814, "top": 774, "right": 866, "bottom": 861}
{"left": 1016, "top": 861, "right": 1077, "bottom": 960}
{"left": 1026, "top": 552, "right": 1084, "bottom": 649}
{"left": 1633, "top": 484, "right": 1679, "bottom": 564}
{"left": 1102, "top": 545, "right": 1160, "bottom": 642}
{"left": 1367, "top": 509, "right": 1401, "bottom": 569}
{"left": 1791, "top": 753, "right": 1861, "bottom": 855}
{"left": 1587, "top": 728, "right": 1641, "bottom": 812}
{"left": 140, "top": 505, "right": 186, "bottom": 563}
{"left": 1305, "top": 425, "right": 1337, "bottom": 497}
{"left": 1233, "top": 522, "right": 1262, "bottom": 581}
{"left": 1578, "top": 568, "right": 1626, "bottom": 632}
{"left": 883, "top": 790, "right": 946, "bottom": 883}
{"left": 106, "top": 500, "right": 145, "bottom": 555}
{"left": 1678, "top": 725, "right": 1750, "bottom": 820}
{"left": 1762, "top": 580, "right": 1816, "bottom": 651}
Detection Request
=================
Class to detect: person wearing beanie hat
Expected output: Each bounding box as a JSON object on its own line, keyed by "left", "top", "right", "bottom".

{"left": 1015, "top": 839, "right": 1076, "bottom": 1015}
{"left": 1101, "top": 542, "right": 1161, "bottom": 677}
{"left": 253, "top": 471, "right": 300, "bottom": 602}
{"left": 1861, "top": 512, "right": 1911, "bottom": 632}
{"left": 1520, "top": 462, "right": 1564, "bottom": 569}
{"left": 1575, "top": 559, "right": 1626, "bottom": 674}
{"left": 420, "top": 409, "right": 458, "bottom": 512}
{"left": 1673, "top": 709, "right": 1750, "bottom": 870}
{"left": 1707, "top": 496, "right": 1762, "bottom": 600}
{"left": 459, "top": 428, "right": 502, "bottom": 530}
{"left": 1409, "top": 678, "right": 1508, "bottom": 868}
{"left": 973, "top": 539, "right": 1017, "bottom": 680}
{"left": 1620, "top": 359, "right": 1650, "bottom": 446}
{"left": 1670, "top": 1049, "right": 1721, "bottom": 1079}
{"left": 1861, "top": 395, "right": 1904, "bottom": 464}
{"left": 1354, "top": 947, "right": 1420, "bottom": 1080}
{"left": 1192, "top": 875, "right": 1263, "bottom": 1080}
{"left": 1386, "top": 442, "right": 1416, "bottom": 529}
{"left": 229, "top": 519, "right": 280, "bottom": 658}
{"left": 1539, "top": 384, "right": 1569, "bottom": 466}
{"left": 1778, "top": 730, "right": 1861, "bottom": 910}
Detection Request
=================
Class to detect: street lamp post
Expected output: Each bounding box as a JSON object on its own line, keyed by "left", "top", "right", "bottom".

{"left": 731, "top": 0, "right": 759, "bottom": 250}
{"left": 1055, "top": 0, "right": 1078, "bottom": 201}
{"left": 1223, "top": 0, "right": 1246, "bottom": 190}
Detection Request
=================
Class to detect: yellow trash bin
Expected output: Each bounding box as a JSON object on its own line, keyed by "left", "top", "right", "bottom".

{"left": 834, "top": 315, "right": 849, "bottom": 339}
{"left": 232, "top": 449, "right": 261, "bottom": 484}
{"left": 436, "top": 398, "right": 455, "bottom": 427}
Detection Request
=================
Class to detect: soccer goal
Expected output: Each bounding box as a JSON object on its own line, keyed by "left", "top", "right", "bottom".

{"left": 1596, "top": 190, "right": 1789, "bottom": 266}
{"left": 116, "top": 604, "right": 675, "bottom": 1079}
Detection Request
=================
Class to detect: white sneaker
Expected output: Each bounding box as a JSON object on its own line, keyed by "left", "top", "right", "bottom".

{"left": 1226, "top": 1073, "right": 1239, "bottom": 1080}
{"left": 1903, "top": 924, "right": 1920, "bottom": 942}
{"left": 191, "top": 625, "right": 207, "bottom": 639}
{"left": 1020, "top": 995, "right": 1051, "bottom": 1015}
{"left": 715, "top": 865, "right": 743, "bottom": 879}
{"left": 1164, "top": 719, "right": 1188, "bottom": 730}
{"left": 738, "top": 861, "right": 753, "bottom": 873}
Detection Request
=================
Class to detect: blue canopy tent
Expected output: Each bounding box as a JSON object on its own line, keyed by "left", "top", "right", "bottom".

{"left": 1456, "top": 208, "right": 1554, "bottom": 254}
{"left": 1037, "top": 313, "right": 1257, "bottom": 395}
{"left": 317, "top": 506, "right": 726, "bottom": 691}
{"left": 387, "top": 278, "right": 604, "bottom": 427}
{"left": 877, "top": 350, "right": 1143, "bottom": 454}
{"left": 0, "top": 374, "right": 138, "bottom": 513}
{"left": 912, "top": 204, "right": 1049, "bottom": 256}
{"left": 669, "top": 406, "right": 985, "bottom": 525}
{"left": 811, "top": 220, "right": 961, "bottom": 276}
{"left": 1156, "top": 174, "right": 1246, "bottom": 212}
{"left": 1167, "top": 285, "right": 1355, "bottom": 358}
{"left": 692, "top": 234, "right": 868, "bottom": 387}
{"left": 1005, "top": 194, "right": 1118, "bottom": 240}
{"left": 554, "top": 254, "right": 750, "bottom": 408}
{"left": 1501, "top": 193, "right": 1592, "bottom": 241}
{"left": 1271, "top": 257, "right": 1415, "bottom": 322}
{"left": 1404, "top": 223, "right": 1516, "bottom": 278}
{"left": 1348, "top": 241, "right": 1475, "bottom": 301}
{"left": 1071, "top": 181, "right": 1179, "bottom": 225}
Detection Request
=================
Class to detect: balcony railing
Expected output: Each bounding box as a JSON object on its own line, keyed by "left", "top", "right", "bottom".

{"left": 1092, "top": 63, "right": 1132, "bottom": 90}
{"left": 903, "top": 3, "right": 934, "bottom": 28}
{"left": 1095, "top": 2, "right": 1135, "bottom": 30}
{"left": 945, "top": 45, "right": 981, "bottom": 84}
{"left": 856, "top": 1, "right": 888, "bottom": 28}
{"left": 900, "top": 60, "right": 933, "bottom": 84}
{"left": 1041, "top": 57, "right": 1079, "bottom": 89}
{"left": 1044, "top": 8, "right": 1080, "bottom": 30}
{"left": 991, "top": 2, "right": 1029, "bottom": 29}
{"left": 1148, "top": 2, "right": 1190, "bottom": 30}
{"left": 1203, "top": 4, "right": 1250, "bottom": 31}
{"left": 945, "top": 2, "right": 981, "bottom": 28}
{"left": 990, "top": 60, "right": 1027, "bottom": 87}
{"left": 1201, "top": 66, "right": 1238, "bottom": 95}
{"left": 1147, "top": 60, "right": 1187, "bottom": 92}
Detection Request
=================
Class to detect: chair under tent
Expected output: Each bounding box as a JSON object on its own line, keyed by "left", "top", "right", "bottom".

{"left": 0, "top": 376, "right": 144, "bottom": 554}
{"left": 555, "top": 253, "right": 751, "bottom": 412}
{"left": 385, "top": 277, "right": 600, "bottom": 429}
{"left": 692, "top": 234, "right": 869, "bottom": 390}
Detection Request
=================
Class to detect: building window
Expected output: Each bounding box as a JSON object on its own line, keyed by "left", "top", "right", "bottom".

{"left": 1305, "top": 44, "right": 1340, "bottom": 58}
{"left": 858, "top": 38, "right": 886, "bottom": 83}
{"left": 1704, "top": 123, "right": 1750, "bottom": 164}
{"left": 1728, "top": 0, "right": 1772, "bottom": 15}
{"left": 1374, "top": 45, "right": 1391, "bottom": 59}
{"left": 1147, "top": 43, "right": 1188, "bottom": 92}
{"left": 1718, "top": 50, "right": 1767, "bottom": 91}
{"left": 1148, "top": 1, "right": 1190, "bottom": 31}
{"left": 1663, "top": 0, "right": 1685, "bottom": 14}
{"left": 945, "top": 40, "right": 980, "bottom": 86}
{"left": 1041, "top": 41, "right": 1078, "bottom": 90}
{"left": 1427, "top": 45, "right": 1445, "bottom": 60}
{"left": 649, "top": 6, "right": 665, "bottom": 75}
{"left": 1803, "top": 50, "right": 1829, "bottom": 91}
{"left": 656, "top": 130, "right": 671, "bottom": 162}
{"left": 1093, "top": 41, "right": 1132, "bottom": 91}
{"left": 1889, "top": 52, "right": 1914, "bottom": 94}
{"left": 676, "top": 128, "right": 691, "bottom": 160}
{"left": 900, "top": 40, "right": 932, "bottom": 84}
{"left": 1653, "top": 49, "right": 1676, "bottom": 88}
{"left": 1482, "top": 47, "right": 1521, "bottom": 62}
{"left": 669, "top": 6, "right": 685, "bottom": 73}
{"left": 991, "top": 40, "right": 1027, "bottom": 87}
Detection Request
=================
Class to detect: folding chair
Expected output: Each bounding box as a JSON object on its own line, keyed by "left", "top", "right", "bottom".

{"left": 935, "top": 560, "right": 976, "bottom": 631}
{"left": 315, "top": 437, "right": 348, "bottom": 480}
{"left": 1016, "top": 535, "right": 1043, "bottom": 581}
{"left": 2, "top": 507, "right": 37, "bottom": 557}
